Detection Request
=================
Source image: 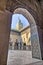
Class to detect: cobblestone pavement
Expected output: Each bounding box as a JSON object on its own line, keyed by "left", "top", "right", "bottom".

{"left": 7, "top": 50, "right": 42, "bottom": 65}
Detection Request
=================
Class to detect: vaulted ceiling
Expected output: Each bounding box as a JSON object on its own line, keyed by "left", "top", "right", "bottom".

{"left": 6, "top": 0, "right": 43, "bottom": 12}
{"left": 0, "top": 0, "right": 43, "bottom": 28}
{"left": 0, "top": 0, "right": 43, "bottom": 12}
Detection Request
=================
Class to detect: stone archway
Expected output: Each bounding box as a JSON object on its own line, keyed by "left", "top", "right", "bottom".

{"left": 0, "top": 0, "right": 43, "bottom": 65}
{"left": 13, "top": 8, "right": 41, "bottom": 59}
{"left": 6, "top": 0, "right": 43, "bottom": 60}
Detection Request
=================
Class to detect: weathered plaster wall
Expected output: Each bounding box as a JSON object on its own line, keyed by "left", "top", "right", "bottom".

{"left": 0, "top": 10, "right": 12, "bottom": 65}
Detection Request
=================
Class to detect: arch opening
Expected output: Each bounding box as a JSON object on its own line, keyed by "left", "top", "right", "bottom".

{"left": 13, "top": 8, "right": 41, "bottom": 59}
{"left": 9, "top": 13, "right": 31, "bottom": 50}
{"left": 7, "top": 7, "right": 41, "bottom": 60}
{"left": 7, "top": 7, "right": 42, "bottom": 65}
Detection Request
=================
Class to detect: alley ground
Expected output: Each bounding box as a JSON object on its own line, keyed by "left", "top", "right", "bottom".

{"left": 7, "top": 50, "right": 42, "bottom": 65}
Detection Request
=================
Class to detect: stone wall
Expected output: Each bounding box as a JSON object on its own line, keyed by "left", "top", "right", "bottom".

{"left": 10, "top": 31, "right": 21, "bottom": 44}
{"left": 0, "top": 10, "right": 12, "bottom": 65}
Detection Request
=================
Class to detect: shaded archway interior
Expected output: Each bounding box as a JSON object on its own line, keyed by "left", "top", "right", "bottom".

{"left": 0, "top": 0, "right": 43, "bottom": 65}
{"left": 13, "top": 8, "right": 41, "bottom": 59}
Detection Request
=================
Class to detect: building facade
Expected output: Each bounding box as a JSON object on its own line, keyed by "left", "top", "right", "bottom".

{"left": 21, "top": 26, "right": 31, "bottom": 45}
{"left": 10, "top": 26, "right": 31, "bottom": 47}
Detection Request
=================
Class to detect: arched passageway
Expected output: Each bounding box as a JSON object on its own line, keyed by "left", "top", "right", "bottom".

{"left": 7, "top": 8, "right": 42, "bottom": 65}
{"left": 13, "top": 8, "right": 41, "bottom": 59}
{"left": 0, "top": 0, "right": 43, "bottom": 65}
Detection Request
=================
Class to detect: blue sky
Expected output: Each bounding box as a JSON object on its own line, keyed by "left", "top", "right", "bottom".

{"left": 11, "top": 14, "right": 29, "bottom": 29}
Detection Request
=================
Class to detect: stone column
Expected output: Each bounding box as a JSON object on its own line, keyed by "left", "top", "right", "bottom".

{"left": 38, "top": 26, "right": 43, "bottom": 60}
{"left": 0, "top": 10, "right": 12, "bottom": 65}
{"left": 31, "top": 24, "right": 42, "bottom": 59}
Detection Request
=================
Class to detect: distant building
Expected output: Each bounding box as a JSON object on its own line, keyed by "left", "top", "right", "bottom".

{"left": 16, "top": 18, "right": 23, "bottom": 31}
{"left": 20, "top": 26, "right": 31, "bottom": 45}
{"left": 10, "top": 26, "right": 31, "bottom": 46}
{"left": 10, "top": 29, "right": 21, "bottom": 44}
